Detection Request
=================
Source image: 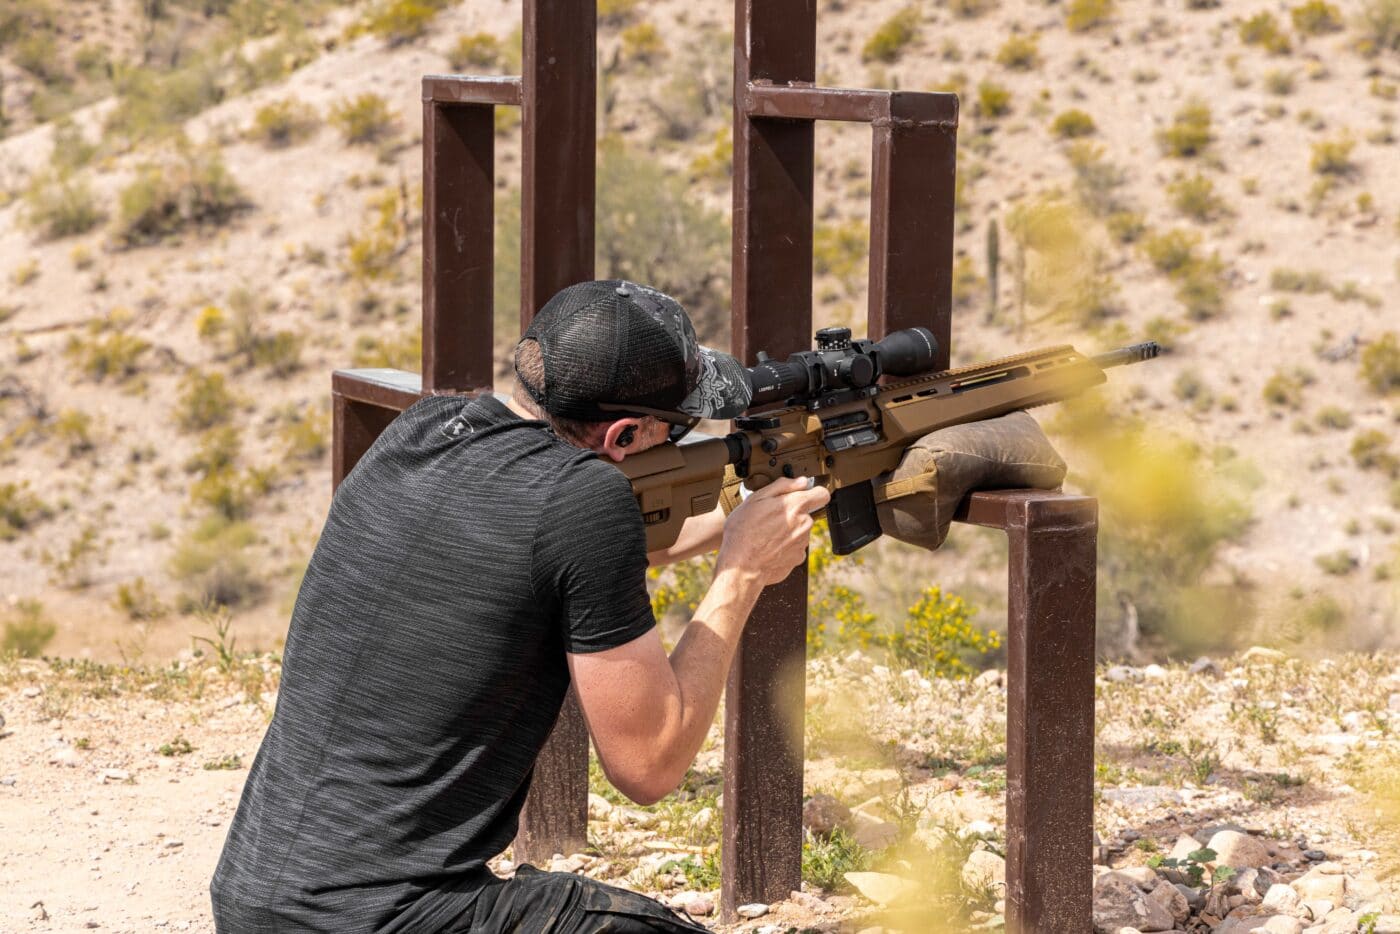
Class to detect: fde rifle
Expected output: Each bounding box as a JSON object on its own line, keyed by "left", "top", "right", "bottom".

{"left": 618, "top": 327, "right": 1159, "bottom": 556}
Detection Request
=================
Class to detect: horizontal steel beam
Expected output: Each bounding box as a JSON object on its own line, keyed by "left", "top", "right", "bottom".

{"left": 422, "top": 74, "right": 524, "bottom": 107}
{"left": 744, "top": 82, "right": 958, "bottom": 126}
{"left": 332, "top": 368, "right": 423, "bottom": 412}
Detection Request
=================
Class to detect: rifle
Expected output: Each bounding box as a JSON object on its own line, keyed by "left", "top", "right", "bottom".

{"left": 617, "top": 327, "right": 1159, "bottom": 556}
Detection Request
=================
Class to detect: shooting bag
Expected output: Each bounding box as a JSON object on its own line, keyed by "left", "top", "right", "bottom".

{"left": 871, "top": 410, "right": 1067, "bottom": 551}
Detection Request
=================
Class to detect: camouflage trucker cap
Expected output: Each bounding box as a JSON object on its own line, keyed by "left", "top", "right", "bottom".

{"left": 515, "top": 280, "right": 752, "bottom": 423}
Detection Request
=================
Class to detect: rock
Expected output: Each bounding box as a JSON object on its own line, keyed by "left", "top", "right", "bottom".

{"left": 1207, "top": 831, "right": 1272, "bottom": 869}
{"left": 1240, "top": 646, "right": 1288, "bottom": 664}
{"left": 844, "top": 768, "right": 901, "bottom": 800}
{"left": 1094, "top": 832, "right": 1111, "bottom": 866}
{"left": 1230, "top": 868, "right": 1270, "bottom": 903}
{"left": 788, "top": 890, "right": 826, "bottom": 912}
{"left": 21, "top": 686, "right": 41, "bottom": 698}
{"left": 0, "top": 776, "right": 15, "bottom": 786}
{"left": 1366, "top": 915, "right": 1400, "bottom": 934}
{"left": 1105, "top": 665, "right": 1143, "bottom": 683}
{"left": 735, "top": 903, "right": 768, "bottom": 919}
{"left": 1218, "top": 917, "right": 1303, "bottom": 934}
{"left": 1302, "top": 900, "right": 1336, "bottom": 922}
{"left": 1189, "top": 657, "right": 1222, "bottom": 676}
{"left": 1313, "top": 907, "right": 1357, "bottom": 934}
{"left": 803, "top": 794, "right": 851, "bottom": 836}
{"left": 1168, "top": 834, "right": 1204, "bottom": 861}
{"left": 974, "top": 669, "right": 1002, "bottom": 688}
{"left": 1194, "top": 822, "right": 1250, "bottom": 844}
{"left": 1173, "top": 883, "right": 1203, "bottom": 913}
{"left": 688, "top": 807, "right": 715, "bottom": 833}
{"left": 960, "top": 820, "right": 998, "bottom": 839}
{"left": 844, "top": 872, "right": 917, "bottom": 906}
{"left": 1292, "top": 866, "right": 1347, "bottom": 901}
{"left": 852, "top": 813, "right": 899, "bottom": 851}
{"left": 1117, "top": 866, "right": 1159, "bottom": 889}
{"left": 100, "top": 768, "right": 131, "bottom": 783}
{"left": 1388, "top": 693, "right": 1400, "bottom": 713}
{"left": 1102, "top": 787, "right": 1183, "bottom": 809}
{"left": 1143, "top": 664, "right": 1168, "bottom": 680}
{"left": 1260, "top": 883, "right": 1299, "bottom": 913}
{"left": 550, "top": 853, "right": 589, "bottom": 874}
{"left": 1092, "top": 871, "right": 1175, "bottom": 933}
{"left": 587, "top": 793, "right": 613, "bottom": 821}
{"left": 961, "top": 849, "right": 1006, "bottom": 893}
{"left": 1146, "top": 880, "right": 1188, "bottom": 925}
{"left": 1303, "top": 849, "right": 1327, "bottom": 861}
{"left": 1339, "top": 711, "right": 1369, "bottom": 732}
{"left": 679, "top": 894, "right": 713, "bottom": 917}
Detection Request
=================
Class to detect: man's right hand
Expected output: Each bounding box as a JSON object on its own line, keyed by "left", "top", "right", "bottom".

{"left": 716, "top": 477, "right": 831, "bottom": 586}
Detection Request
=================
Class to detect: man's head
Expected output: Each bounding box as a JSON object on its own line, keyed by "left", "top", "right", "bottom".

{"left": 512, "top": 280, "right": 751, "bottom": 461}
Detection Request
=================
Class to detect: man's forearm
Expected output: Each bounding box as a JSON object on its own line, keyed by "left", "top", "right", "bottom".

{"left": 646, "top": 505, "right": 726, "bottom": 566}
{"left": 656, "top": 564, "right": 764, "bottom": 780}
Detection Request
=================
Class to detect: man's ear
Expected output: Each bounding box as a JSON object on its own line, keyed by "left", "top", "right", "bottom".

{"left": 600, "top": 418, "right": 645, "bottom": 462}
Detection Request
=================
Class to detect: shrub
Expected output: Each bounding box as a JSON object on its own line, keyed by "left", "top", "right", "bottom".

{"left": 114, "top": 578, "right": 167, "bottom": 621}
{"left": 176, "top": 371, "right": 238, "bottom": 432}
{"left": 2, "top": 599, "right": 55, "bottom": 658}
{"left": 1361, "top": 332, "right": 1400, "bottom": 395}
{"left": 329, "top": 93, "right": 397, "bottom": 145}
{"left": 976, "top": 81, "right": 1012, "bottom": 118}
{"left": 11, "top": 259, "right": 39, "bottom": 286}
{"left": 352, "top": 330, "right": 422, "bottom": 369}
{"left": 885, "top": 587, "right": 999, "bottom": 678}
{"left": 1352, "top": 429, "right": 1400, "bottom": 475}
{"left": 1174, "top": 255, "right": 1228, "bottom": 320}
{"left": 863, "top": 6, "right": 921, "bottom": 63}
{"left": 1066, "top": 142, "right": 1126, "bottom": 215}
{"left": 170, "top": 516, "right": 264, "bottom": 610}
{"left": 813, "top": 220, "right": 869, "bottom": 294}
{"left": 1262, "top": 369, "right": 1307, "bottom": 408}
{"left": 343, "top": 185, "right": 410, "bottom": 283}
{"left": 1310, "top": 136, "right": 1357, "bottom": 176}
{"left": 248, "top": 99, "right": 318, "bottom": 148}
{"left": 0, "top": 482, "right": 52, "bottom": 540}
{"left": 1106, "top": 210, "right": 1146, "bottom": 244}
{"left": 597, "top": 0, "right": 642, "bottom": 27}
{"left": 1358, "top": 0, "right": 1400, "bottom": 53}
{"left": 53, "top": 409, "right": 94, "bottom": 458}
{"left": 23, "top": 172, "right": 104, "bottom": 240}
{"left": 1271, "top": 267, "right": 1332, "bottom": 293}
{"left": 620, "top": 22, "right": 665, "bottom": 63}
{"left": 356, "top": 0, "right": 451, "bottom": 45}
{"left": 104, "top": 55, "right": 226, "bottom": 144}
{"left": 195, "top": 305, "right": 225, "bottom": 340}
{"left": 184, "top": 426, "right": 241, "bottom": 476}
{"left": 1316, "top": 550, "right": 1359, "bottom": 575}
{"left": 1264, "top": 69, "right": 1297, "bottom": 95}
{"left": 190, "top": 466, "right": 274, "bottom": 521}
{"left": 1316, "top": 406, "right": 1353, "bottom": 429}
{"left": 950, "top": 0, "right": 995, "bottom": 16}
{"left": 65, "top": 326, "right": 150, "bottom": 383}
{"left": 1066, "top": 0, "right": 1115, "bottom": 32}
{"left": 1142, "top": 229, "right": 1202, "bottom": 275}
{"left": 1291, "top": 0, "right": 1343, "bottom": 35}
{"left": 802, "top": 829, "right": 873, "bottom": 892}
{"left": 449, "top": 33, "right": 501, "bottom": 71}
{"left": 1168, "top": 172, "right": 1229, "bottom": 222}
{"left": 996, "top": 34, "right": 1040, "bottom": 70}
{"left": 115, "top": 148, "right": 249, "bottom": 247}
{"left": 1239, "top": 12, "right": 1292, "bottom": 54}
{"left": 1158, "top": 99, "right": 1213, "bottom": 157}
{"left": 281, "top": 412, "right": 329, "bottom": 462}
{"left": 1052, "top": 109, "right": 1096, "bottom": 138}
{"left": 45, "top": 524, "right": 105, "bottom": 589}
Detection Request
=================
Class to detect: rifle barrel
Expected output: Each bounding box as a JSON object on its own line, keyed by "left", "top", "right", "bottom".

{"left": 1091, "top": 341, "right": 1161, "bottom": 370}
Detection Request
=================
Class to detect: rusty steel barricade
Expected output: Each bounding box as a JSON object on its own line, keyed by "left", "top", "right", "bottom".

{"left": 329, "top": 0, "right": 1097, "bottom": 930}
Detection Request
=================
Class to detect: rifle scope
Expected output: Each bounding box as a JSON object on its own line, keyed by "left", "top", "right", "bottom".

{"left": 746, "top": 327, "right": 940, "bottom": 407}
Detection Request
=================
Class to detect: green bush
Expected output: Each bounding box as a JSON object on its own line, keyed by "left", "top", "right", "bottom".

{"left": 1271, "top": 267, "right": 1331, "bottom": 293}
{"left": 1052, "top": 109, "right": 1097, "bottom": 138}
{"left": 0, "top": 482, "right": 52, "bottom": 541}
{"left": 1142, "top": 229, "right": 1202, "bottom": 275}
{"left": 449, "top": 33, "right": 502, "bottom": 71}
{"left": 1316, "top": 550, "right": 1359, "bottom": 575}
{"left": 1239, "top": 11, "right": 1292, "bottom": 53}
{"left": 802, "top": 828, "right": 873, "bottom": 892}
{"left": 1157, "top": 99, "right": 1213, "bottom": 157}
{"left": 281, "top": 413, "right": 328, "bottom": 462}
{"left": 356, "top": 0, "right": 452, "bottom": 45}
{"left": 53, "top": 408, "right": 94, "bottom": 457}
{"left": 1352, "top": 429, "right": 1400, "bottom": 475}
{"left": 104, "top": 55, "right": 226, "bottom": 144}
{"left": 1291, "top": 0, "right": 1343, "bottom": 34}
{"left": 190, "top": 466, "right": 274, "bottom": 521}
{"left": 1066, "top": 0, "right": 1115, "bottom": 32}
{"left": 169, "top": 515, "right": 264, "bottom": 610}
{"left": 1264, "top": 69, "right": 1297, "bottom": 95}
{"left": 1316, "top": 406, "right": 1353, "bottom": 430}
{"left": 813, "top": 220, "right": 869, "bottom": 294}
{"left": 176, "top": 371, "right": 238, "bottom": 432}
{"left": 976, "top": 81, "right": 1012, "bottom": 118}
{"left": 1066, "top": 142, "right": 1126, "bottom": 216}
{"left": 184, "top": 426, "right": 241, "bottom": 476}
{"left": 863, "top": 6, "right": 921, "bottom": 63}
{"left": 1168, "top": 172, "right": 1229, "bottom": 222}
{"left": 352, "top": 330, "right": 422, "bottom": 369}
{"left": 1310, "top": 136, "right": 1357, "bottom": 176}
{"left": 1361, "top": 332, "right": 1400, "bottom": 395}
{"left": 114, "top": 578, "right": 167, "bottom": 621}
{"left": 597, "top": 0, "right": 642, "bottom": 26}
{"left": 620, "top": 22, "right": 665, "bottom": 63}
{"left": 329, "top": 93, "right": 397, "bottom": 145}
{"left": 1358, "top": 0, "right": 1400, "bottom": 54}
{"left": 996, "top": 34, "right": 1040, "bottom": 70}
{"left": 248, "top": 99, "right": 318, "bottom": 147}
{"left": 1262, "top": 369, "right": 1308, "bottom": 408}
{"left": 1174, "top": 256, "right": 1228, "bottom": 320}
{"left": 950, "top": 0, "right": 995, "bottom": 16}
{"left": 115, "top": 148, "right": 249, "bottom": 247}
{"left": 2, "top": 599, "right": 55, "bottom": 658}
{"left": 65, "top": 316, "right": 150, "bottom": 383}
{"left": 23, "top": 172, "right": 104, "bottom": 240}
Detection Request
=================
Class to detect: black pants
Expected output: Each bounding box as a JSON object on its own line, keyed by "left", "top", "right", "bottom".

{"left": 451, "top": 864, "right": 711, "bottom": 933}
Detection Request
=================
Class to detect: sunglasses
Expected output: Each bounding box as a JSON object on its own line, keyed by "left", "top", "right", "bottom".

{"left": 595, "top": 403, "right": 702, "bottom": 445}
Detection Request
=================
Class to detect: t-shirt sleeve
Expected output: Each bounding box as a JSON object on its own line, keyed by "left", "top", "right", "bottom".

{"left": 534, "top": 457, "right": 657, "bottom": 654}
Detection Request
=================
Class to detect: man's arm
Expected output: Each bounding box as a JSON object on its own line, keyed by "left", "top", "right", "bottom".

{"left": 569, "top": 477, "right": 828, "bottom": 805}
{"left": 646, "top": 504, "right": 725, "bottom": 567}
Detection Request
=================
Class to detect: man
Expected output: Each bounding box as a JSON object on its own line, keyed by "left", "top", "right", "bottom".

{"left": 211, "top": 280, "right": 830, "bottom": 933}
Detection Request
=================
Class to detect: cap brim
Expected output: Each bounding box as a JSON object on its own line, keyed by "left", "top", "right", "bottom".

{"left": 678, "top": 346, "right": 752, "bottom": 419}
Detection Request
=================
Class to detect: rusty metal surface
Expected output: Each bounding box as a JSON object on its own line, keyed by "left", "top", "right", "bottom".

{"left": 331, "top": 393, "right": 404, "bottom": 489}
{"left": 745, "top": 83, "right": 956, "bottom": 126}
{"left": 519, "top": 0, "right": 595, "bottom": 330}
{"left": 422, "top": 74, "right": 523, "bottom": 106}
{"left": 867, "top": 103, "right": 956, "bottom": 369}
{"left": 422, "top": 97, "right": 497, "bottom": 392}
{"left": 958, "top": 490, "right": 1097, "bottom": 934}
{"left": 723, "top": 0, "right": 817, "bottom": 921}
{"left": 513, "top": 0, "right": 597, "bottom": 863}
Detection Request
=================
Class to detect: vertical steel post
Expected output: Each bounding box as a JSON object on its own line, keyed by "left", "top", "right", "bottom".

{"left": 724, "top": 0, "right": 816, "bottom": 921}
{"left": 513, "top": 0, "right": 597, "bottom": 864}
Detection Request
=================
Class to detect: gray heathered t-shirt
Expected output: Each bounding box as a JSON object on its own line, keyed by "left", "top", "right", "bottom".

{"left": 210, "top": 393, "right": 657, "bottom": 933}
